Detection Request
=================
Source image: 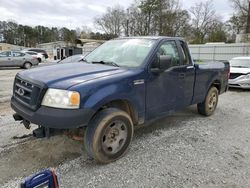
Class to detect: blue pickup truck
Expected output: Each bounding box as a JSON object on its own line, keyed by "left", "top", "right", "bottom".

{"left": 11, "top": 37, "right": 229, "bottom": 163}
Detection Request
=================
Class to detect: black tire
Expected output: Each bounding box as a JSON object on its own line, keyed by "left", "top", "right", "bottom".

{"left": 84, "top": 108, "right": 133, "bottom": 163}
{"left": 37, "top": 58, "right": 41, "bottom": 63}
{"left": 23, "top": 62, "right": 32, "bottom": 69}
{"left": 197, "top": 86, "right": 219, "bottom": 116}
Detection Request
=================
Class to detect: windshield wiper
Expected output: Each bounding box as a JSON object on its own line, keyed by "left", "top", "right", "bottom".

{"left": 81, "top": 58, "right": 90, "bottom": 63}
{"left": 92, "top": 60, "right": 120, "bottom": 67}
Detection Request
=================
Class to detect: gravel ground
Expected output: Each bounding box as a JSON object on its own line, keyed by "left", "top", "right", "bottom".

{"left": 0, "top": 69, "right": 250, "bottom": 187}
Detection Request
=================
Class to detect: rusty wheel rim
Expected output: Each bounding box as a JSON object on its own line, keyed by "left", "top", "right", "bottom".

{"left": 102, "top": 120, "right": 128, "bottom": 155}
{"left": 208, "top": 91, "right": 217, "bottom": 111}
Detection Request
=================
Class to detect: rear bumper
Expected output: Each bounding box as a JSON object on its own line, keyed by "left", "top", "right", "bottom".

{"left": 11, "top": 97, "right": 95, "bottom": 129}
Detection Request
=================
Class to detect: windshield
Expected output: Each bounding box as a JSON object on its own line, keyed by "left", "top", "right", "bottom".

{"left": 230, "top": 59, "right": 250, "bottom": 68}
{"left": 85, "top": 39, "right": 156, "bottom": 67}
{"left": 59, "top": 54, "right": 84, "bottom": 63}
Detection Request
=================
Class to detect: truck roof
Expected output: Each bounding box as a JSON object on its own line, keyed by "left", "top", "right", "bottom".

{"left": 232, "top": 56, "right": 250, "bottom": 60}
{"left": 116, "top": 36, "right": 185, "bottom": 41}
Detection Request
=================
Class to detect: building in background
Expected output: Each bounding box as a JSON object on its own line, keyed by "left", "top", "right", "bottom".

{"left": 37, "top": 39, "right": 105, "bottom": 60}
{"left": 37, "top": 41, "right": 81, "bottom": 60}
{"left": 75, "top": 39, "right": 105, "bottom": 55}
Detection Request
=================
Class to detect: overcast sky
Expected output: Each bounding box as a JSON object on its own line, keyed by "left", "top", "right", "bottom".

{"left": 0, "top": 0, "right": 233, "bottom": 30}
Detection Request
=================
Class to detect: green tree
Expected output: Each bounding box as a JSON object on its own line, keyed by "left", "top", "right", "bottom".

{"left": 207, "top": 23, "right": 227, "bottom": 42}
{"left": 59, "top": 27, "right": 77, "bottom": 43}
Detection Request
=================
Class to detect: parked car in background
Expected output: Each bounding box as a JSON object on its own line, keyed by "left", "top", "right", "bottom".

{"left": 0, "top": 51, "right": 39, "bottom": 69}
{"left": 229, "top": 57, "right": 250, "bottom": 89}
{"left": 22, "top": 51, "right": 45, "bottom": 63}
{"left": 26, "top": 48, "right": 48, "bottom": 59}
{"left": 57, "top": 54, "right": 85, "bottom": 64}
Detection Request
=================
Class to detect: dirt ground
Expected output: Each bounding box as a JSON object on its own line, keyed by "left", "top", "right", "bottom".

{"left": 0, "top": 68, "right": 250, "bottom": 187}
{"left": 0, "top": 68, "right": 20, "bottom": 103}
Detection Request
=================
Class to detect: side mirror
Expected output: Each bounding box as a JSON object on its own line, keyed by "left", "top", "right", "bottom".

{"left": 151, "top": 55, "right": 172, "bottom": 74}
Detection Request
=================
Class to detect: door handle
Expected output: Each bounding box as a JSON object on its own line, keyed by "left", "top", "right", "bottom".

{"left": 178, "top": 73, "right": 185, "bottom": 79}
{"left": 8, "top": 58, "right": 11, "bottom": 60}
{"left": 187, "top": 66, "right": 194, "bottom": 69}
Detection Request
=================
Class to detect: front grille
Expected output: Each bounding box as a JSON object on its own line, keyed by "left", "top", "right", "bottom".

{"left": 13, "top": 76, "right": 45, "bottom": 111}
{"left": 229, "top": 73, "right": 245, "bottom": 79}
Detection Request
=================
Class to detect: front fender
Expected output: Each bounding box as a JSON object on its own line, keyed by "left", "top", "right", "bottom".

{"left": 82, "top": 82, "right": 144, "bottom": 118}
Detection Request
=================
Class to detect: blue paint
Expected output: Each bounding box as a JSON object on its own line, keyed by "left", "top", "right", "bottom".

{"left": 14, "top": 37, "right": 229, "bottom": 128}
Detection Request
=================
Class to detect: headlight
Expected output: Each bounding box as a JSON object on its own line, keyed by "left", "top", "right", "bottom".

{"left": 245, "top": 74, "right": 250, "bottom": 79}
{"left": 41, "top": 88, "right": 80, "bottom": 109}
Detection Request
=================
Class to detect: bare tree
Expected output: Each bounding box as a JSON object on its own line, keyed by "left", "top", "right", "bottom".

{"left": 79, "top": 25, "right": 92, "bottom": 39}
{"left": 138, "top": 0, "right": 160, "bottom": 35}
{"left": 94, "top": 6, "right": 126, "bottom": 36}
{"left": 127, "top": 2, "right": 156, "bottom": 36}
{"left": 190, "top": 0, "right": 219, "bottom": 43}
{"left": 126, "top": 0, "right": 190, "bottom": 36}
{"left": 230, "top": 0, "right": 250, "bottom": 33}
{"left": 159, "top": 1, "right": 190, "bottom": 37}
{"left": 230, "top": 0, "right": 249, "bottom": 16}
{"left": 226, "top": 15, "right": 245, "bottom": 37}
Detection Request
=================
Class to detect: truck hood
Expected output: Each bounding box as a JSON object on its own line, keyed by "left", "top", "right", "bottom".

{"left": 18, "top": 63, "right": 125, "bottom": 89}
{"left": 230, "top": 67, "right": 250, "bottom": 74}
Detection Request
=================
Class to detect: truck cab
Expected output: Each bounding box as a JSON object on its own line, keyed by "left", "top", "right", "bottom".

{"left": 11, "top": 37, "right": 229, "bottom": 163}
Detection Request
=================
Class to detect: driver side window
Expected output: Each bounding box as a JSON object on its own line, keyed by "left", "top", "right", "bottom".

{"left": 151, "top": 41, "right": 180, "bottom": 68}
{"left": 0, "top": 51, "right": 11, "bottom": 57}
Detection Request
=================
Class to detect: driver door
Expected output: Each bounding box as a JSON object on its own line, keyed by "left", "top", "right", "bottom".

{"left": 146, "top": 40, "right": 181, "bottom": 119}
{"left": 0, "top": 51, "right": 12, "bottom": 66}
{"left": 145, "top": 40, "right": 195, "bottom": 120}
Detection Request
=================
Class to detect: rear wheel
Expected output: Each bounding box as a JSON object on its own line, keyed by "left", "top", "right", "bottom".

{"left": 84, "top": 108, "right": 133, "bottom": 163}
{"left": 197, "top": 86, "right": 219, "bottom": 116}
{"left": 23, "top": 62, "right": 32, "bottom": 69}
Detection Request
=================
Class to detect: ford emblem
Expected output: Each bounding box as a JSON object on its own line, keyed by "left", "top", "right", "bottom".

{"left": 17, "top": 88, "right": 25, "bottom": 96}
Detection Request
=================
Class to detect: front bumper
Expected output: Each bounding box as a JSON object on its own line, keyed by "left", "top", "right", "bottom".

{"left": 11, "top": 97, "right": 95, "bottom": 129}
{"left": 228, "top": 79, "right": 250, "bottom": 89}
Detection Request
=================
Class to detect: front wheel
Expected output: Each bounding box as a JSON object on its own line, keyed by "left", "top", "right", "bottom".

{"left": 197, "top": 86, "right": 219, "bottom": 116}
{"left": 84, "top": 108, "right": 133, "bottom": 163}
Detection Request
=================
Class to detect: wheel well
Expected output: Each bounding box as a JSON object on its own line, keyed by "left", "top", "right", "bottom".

{"left": 211, "top": 80, "right": 221, "bottom": 93}
{"left": 98, "top": 100, "right": 138, "bottom": 125}
{"left": 24, "top": 61, "right": 31, "bottom": 65}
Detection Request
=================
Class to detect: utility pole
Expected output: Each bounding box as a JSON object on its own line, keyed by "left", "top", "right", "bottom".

{"left": 126, "top": 8, "right": 129, "bottom": 36}
{"left": 23, "top": 28, "right": 26, "bottom": 47}
{"left": 159, "top": 0, "right": 163, "bottom": 35}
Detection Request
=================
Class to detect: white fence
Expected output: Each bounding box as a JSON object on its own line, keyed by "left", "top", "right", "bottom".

{"left": 188, "top": 43, "right": 250, "bottom": 61}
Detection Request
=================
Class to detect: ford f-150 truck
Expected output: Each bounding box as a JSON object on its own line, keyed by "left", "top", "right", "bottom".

{"left": 11, "top": 37, "right": 229, "bottom": 163}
